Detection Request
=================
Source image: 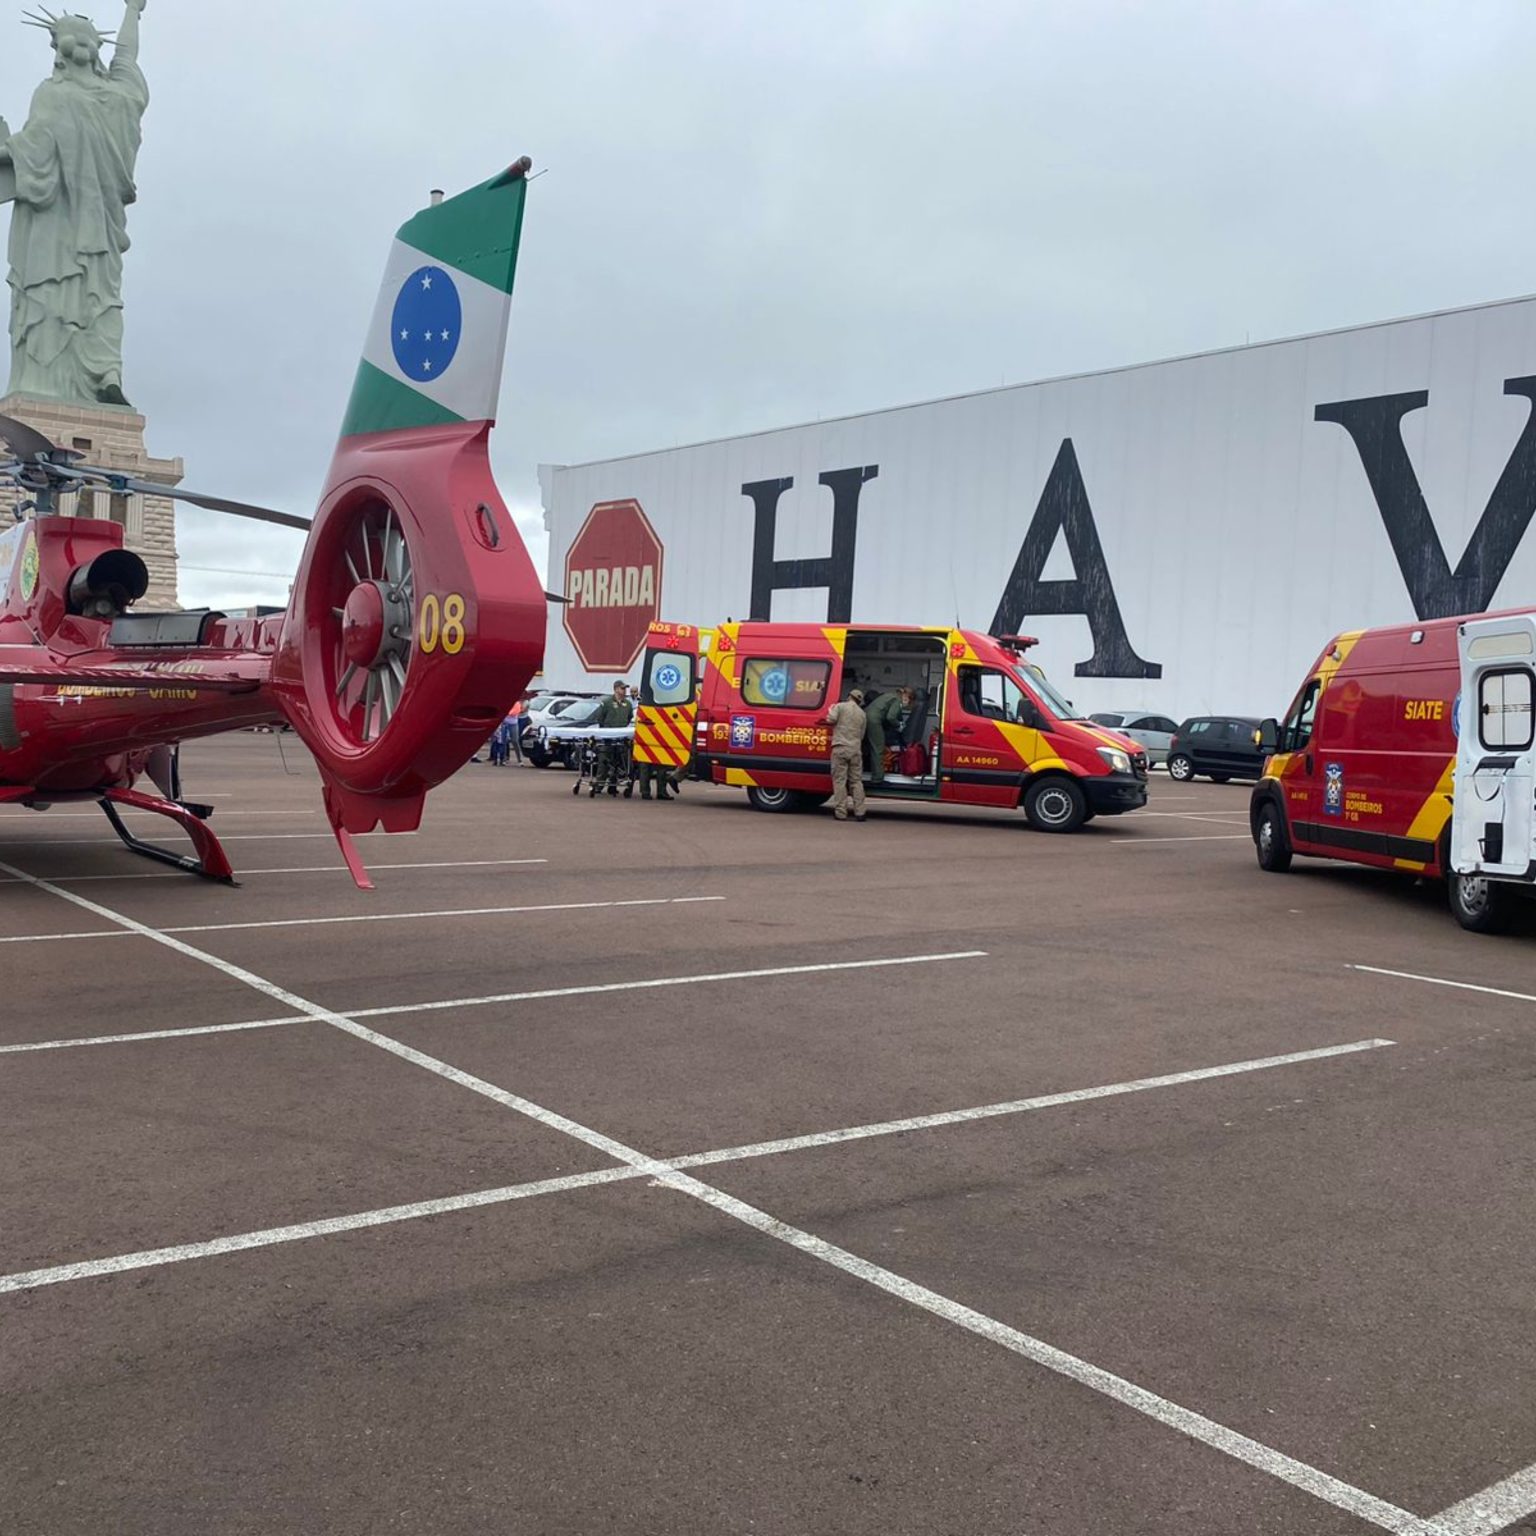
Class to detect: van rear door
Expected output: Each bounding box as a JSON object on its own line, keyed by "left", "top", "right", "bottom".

{"left": 1452, "top": 616, "right": 1536, "bottom": 882}
{"left": 635, "top": 625, "right": 704, "bottom": 777}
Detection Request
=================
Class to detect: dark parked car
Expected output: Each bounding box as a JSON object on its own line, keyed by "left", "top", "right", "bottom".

{"left": 1167, "top": 717, "right": 1266, "bottom": 783}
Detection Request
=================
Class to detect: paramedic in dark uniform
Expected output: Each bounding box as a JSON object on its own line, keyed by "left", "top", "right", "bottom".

{"left": 592, "top": 681, "right": 634, "bottom": 797}
{"left": 864, "top": 686, "right": 913, "bottom": 784}
{"left": 825, "top": 689, "right": 868, "bottom": 821}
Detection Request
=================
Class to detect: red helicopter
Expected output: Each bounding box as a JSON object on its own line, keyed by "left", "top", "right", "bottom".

{"left": 0, "top": 159, "right": 546, "bottom": 889}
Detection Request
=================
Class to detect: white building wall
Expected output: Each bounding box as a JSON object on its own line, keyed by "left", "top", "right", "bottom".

{"left": 541, "top": 295, "right": 1536, "bottom": 720}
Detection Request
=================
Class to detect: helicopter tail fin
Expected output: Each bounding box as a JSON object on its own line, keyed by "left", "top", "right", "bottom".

{"left": 272, "top": 161, "right": 545, "bottom": 869}
{"left": 337, "top": 157, "right": 531, "bottom": 443}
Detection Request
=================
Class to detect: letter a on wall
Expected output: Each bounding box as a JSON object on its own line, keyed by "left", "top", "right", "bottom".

{"left": 989, "top": 440, "right": 1161, "bottom": 679}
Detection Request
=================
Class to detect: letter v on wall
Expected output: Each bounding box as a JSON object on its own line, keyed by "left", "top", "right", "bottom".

{"left": 1315, "top": 377, "right": 1536, "bottom": 620}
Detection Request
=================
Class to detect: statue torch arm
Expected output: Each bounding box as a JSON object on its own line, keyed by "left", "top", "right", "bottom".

{"left": 114, "top": 0, "right": 145, "bottom": 68}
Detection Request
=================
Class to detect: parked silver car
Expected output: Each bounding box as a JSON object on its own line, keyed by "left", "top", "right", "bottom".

{"left": 1089, "top": 710, "right": 1179, "bottom": 767}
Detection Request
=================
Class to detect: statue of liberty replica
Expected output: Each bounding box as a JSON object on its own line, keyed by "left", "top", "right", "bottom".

{"left": 0, "top": 1, "right": 148, "bottom": 406}
{"left": 0, "top": 0, "right": 179, "bottom": 604}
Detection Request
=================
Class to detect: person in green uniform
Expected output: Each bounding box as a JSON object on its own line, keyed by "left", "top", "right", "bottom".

{"left": 865, "top": 686, "right": 913, "bottom": 783}
{"left": 592, "top": 681, "right": 634, "bottom": 797}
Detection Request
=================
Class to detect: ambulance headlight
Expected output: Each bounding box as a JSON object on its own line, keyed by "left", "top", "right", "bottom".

{"left": 1097, "top": 746, "right": 1132, "bottom": 775}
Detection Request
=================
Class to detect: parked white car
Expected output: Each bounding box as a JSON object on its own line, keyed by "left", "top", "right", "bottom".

{"left": 526, "top": 697, "right": 607, "bottom": 767}
{"left": 1089, "top": 711, "right": 1179, "bottom": 767}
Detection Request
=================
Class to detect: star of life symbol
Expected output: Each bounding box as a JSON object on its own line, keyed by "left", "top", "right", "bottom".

{"left": 390, "top": 265, "right": 463, "bottom": 383}
{"left": 654, "top": 661, "right": 683, "bottom": 694}
{"left": 757, "top": 665, "right": 789, "bottom": 702}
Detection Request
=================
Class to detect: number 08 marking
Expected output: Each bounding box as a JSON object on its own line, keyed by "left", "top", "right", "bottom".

{"left": 417, "top": 592, "right": 467, "bottom": 655}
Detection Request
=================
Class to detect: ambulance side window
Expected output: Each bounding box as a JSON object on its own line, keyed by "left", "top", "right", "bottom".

{"left": 960, "top": 666, "right": 1028, "bottom": 722}
{"left": 642, "top": 650, "right": 694, "bottom": 707}
{"left": 1284, "top": 679, "right": 1321, "bottom": 752}
{"left": 742, "top": 658, "right": 830, "bottom": 710}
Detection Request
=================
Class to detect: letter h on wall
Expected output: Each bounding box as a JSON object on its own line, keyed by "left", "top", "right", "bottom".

{"left": 741, "top": 466, "right": 878, "bottom": 622}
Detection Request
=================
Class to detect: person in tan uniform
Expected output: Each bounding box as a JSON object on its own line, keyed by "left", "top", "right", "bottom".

{"left": 824, "top": 688, "right": 868, "bottom": 821}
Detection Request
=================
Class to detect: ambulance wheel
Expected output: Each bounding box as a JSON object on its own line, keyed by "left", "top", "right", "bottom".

{"left": 1168, "top": 754, "right": 1195, "bottom": 782}
{"left": 1024, "top": 777, "right": 1087, "bottom": 833}
{"left": 1449, "top": 872, "right": 1511, "bottom": 934}
{"left": 746, "top": 786, "right": 797, "bottom": 813}
{"left": 1254, "top": 800, "right": 1292, "bottom": 872}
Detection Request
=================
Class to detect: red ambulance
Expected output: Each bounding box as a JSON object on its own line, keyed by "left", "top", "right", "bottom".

{"left": 1251, "top": 608, "right": 1536, "bottom": 931}
{"left": 635, "top": 621, "right": 1148, "bottom": 832}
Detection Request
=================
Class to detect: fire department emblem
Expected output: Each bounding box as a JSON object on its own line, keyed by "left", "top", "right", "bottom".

{"left": 1323, "top": 761, "right": 1344, "bottom": 816}
{"left": 730, "top": 714, "right": 756, "bottom": 749}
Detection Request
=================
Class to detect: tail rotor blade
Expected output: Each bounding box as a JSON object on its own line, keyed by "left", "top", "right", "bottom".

{"left": 544, "top": 590, "right": 570, "bottom": 604}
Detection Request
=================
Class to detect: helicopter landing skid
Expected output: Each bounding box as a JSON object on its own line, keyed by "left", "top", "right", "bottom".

{"left": 98, "top": 787, "right": 238, "bottom": 885}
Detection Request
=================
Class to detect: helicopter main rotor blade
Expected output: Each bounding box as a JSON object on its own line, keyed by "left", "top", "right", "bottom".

{"left": 544, "top": 590, "right": 570, "bottom": 604}
{"left": 47, "top": 463, "right": 312, "bottom": 531}
{"left": 153, "top": 484, "right": 312, "bottom": 531}
{"left": 0, "top": 412, "right": 61, "bottom": 461}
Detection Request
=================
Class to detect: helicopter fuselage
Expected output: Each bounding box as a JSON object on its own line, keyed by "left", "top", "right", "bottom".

{"left": 0, "top": 514, "right": 287, "bottom": 795}
{"left": 0, "top": 643, "right": 282, "bottom": 794}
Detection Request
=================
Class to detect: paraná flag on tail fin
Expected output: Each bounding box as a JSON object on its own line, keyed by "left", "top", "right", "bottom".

{"left": 340, "top": 158, "right": 531, "bottom": 439}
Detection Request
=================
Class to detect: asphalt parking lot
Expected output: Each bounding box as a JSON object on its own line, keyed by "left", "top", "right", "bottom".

{"left": 3, "top": 734, "right": 1536, "bottom": 1536}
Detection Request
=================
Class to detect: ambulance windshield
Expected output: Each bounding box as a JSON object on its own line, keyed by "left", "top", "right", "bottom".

{"left": 1023, "top": 663, "right": 1084, "bottom": 720}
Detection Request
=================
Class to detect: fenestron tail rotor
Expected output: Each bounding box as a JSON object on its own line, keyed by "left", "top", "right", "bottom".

{"left": 329, "top": 501, "right": 415, "bottom": 744}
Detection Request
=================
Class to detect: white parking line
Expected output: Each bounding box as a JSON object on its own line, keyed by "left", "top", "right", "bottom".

{"left": 1352, "top": 965, "right": 1536, "bottom": 1006}
{"left": 0, "top": 952, "right": 988, "bottom": 1053}
{"left": 1, "top": 810, "right": 316, "bottom": 820}
{"left": 1112, "top": 834, "right": 1251, "bottom": 845}
{"left": 0, "top": 1017, "right": 308, "bottom": 1053}
{"left": 0, "top": 895, "right": 725, "bottom": 943}
{"left": 1135, "top": 811, "right": 1252, "bottom": 822}
{"left": 0, "top": 1166, "right": 641, "bottom": 1293}
{"left": 1425, "top": 1464, "right": 1536, "bottom": 1536}
{"left": 0, "top": 1039, "right": 1391, "bottom": 1283}
{"left": 672, "top": 1039, "right": 1394, "bottom": 1168}
{"left": 43, "top": 858, "right": 550, "bottom": 884}
{"left": 0, "top": 833, "right": 340, "bottom": 846}
{"left": 0, "top": 855, "right": 1425, "bottom": 1533}
{"left": 0, "top": 928, "right": 136, "bottom": 944}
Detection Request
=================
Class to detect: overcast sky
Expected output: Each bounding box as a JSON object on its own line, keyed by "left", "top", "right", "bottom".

{"left": 3, "top": 0, "right": 1533, "bottom": 608}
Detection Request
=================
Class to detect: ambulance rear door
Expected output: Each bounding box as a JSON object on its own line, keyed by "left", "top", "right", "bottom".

{"left": 1452, "top": 615, "right": 1536, "bottom": 883}
{"left": 635, "top": 625, "right": 705, "bottom": 778}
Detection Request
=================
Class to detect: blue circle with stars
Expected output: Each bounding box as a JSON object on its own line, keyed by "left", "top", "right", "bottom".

{"left": 390, "top": 266, "right": 462, "bottom": 382}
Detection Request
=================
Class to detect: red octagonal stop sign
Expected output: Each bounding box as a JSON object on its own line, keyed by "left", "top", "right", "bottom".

{"left": 562, "top": 498, "right": 665, "bottom": 672}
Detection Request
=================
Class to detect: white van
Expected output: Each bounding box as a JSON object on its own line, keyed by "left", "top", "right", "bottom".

{"left": 1449, "top": 613, "right": 1536, "bottom": 932}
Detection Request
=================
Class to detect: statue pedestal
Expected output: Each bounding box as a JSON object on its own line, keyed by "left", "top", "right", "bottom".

{"left": 0, "top": 394, "right": 182, "bottom": 609}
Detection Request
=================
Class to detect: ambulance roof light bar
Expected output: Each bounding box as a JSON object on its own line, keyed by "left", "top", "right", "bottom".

{"left": 995, "top": 634, "right": 1040, "bottom": 653}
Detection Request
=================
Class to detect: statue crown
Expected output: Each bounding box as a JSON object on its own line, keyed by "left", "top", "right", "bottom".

{"left": 22, "top": 7, "right": 114, "bottom": 49}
